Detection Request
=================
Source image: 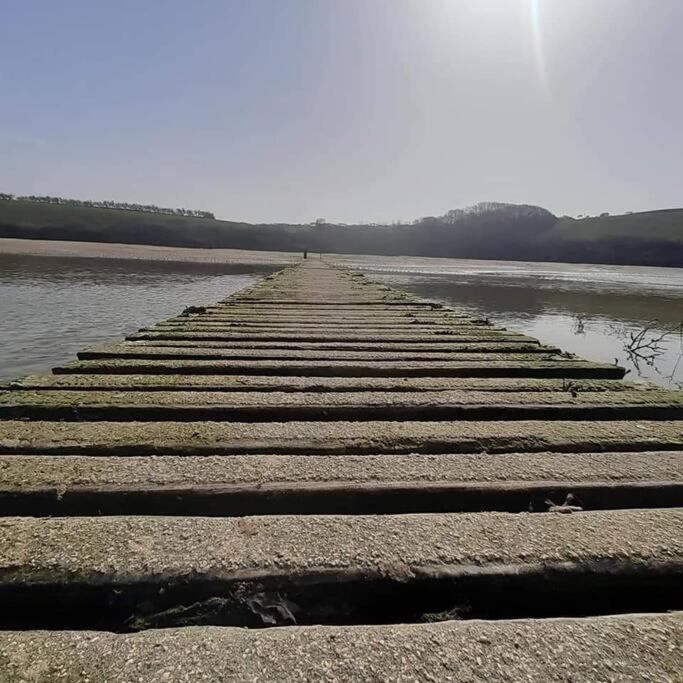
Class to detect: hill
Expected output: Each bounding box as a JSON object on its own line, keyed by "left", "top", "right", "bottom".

{"left": 542, "top": 210, "right": 683, "bottom": 266}
{"left": 1, "top": 198, "right": 681, "bottom": 267}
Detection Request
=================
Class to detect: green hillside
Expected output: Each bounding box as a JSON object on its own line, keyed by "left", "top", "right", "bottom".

{"left": 0, "top": 200, "right": 245, "bottom": 247}
{"left": 0, "top": 199, "right": 306, "bottom": 250}
{"left": 1, "top": 198, "right": 682, "bottom": 266}
{"left": 550, "top": 210, "right": 683, "bottom": 243}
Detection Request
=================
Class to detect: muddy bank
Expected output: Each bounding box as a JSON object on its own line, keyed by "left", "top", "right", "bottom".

{"left": 0, "top": 238, "right": 298, "bottom": 266}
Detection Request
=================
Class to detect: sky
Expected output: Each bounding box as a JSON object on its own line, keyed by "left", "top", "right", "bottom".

{"left": 2, "top": 0, "right": 682, "bottom": 224}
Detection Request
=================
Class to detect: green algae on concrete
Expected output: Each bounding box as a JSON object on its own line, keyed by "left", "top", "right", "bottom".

{"left": 77, "top": 346, "right": 560, "bottom": 361}
{"left": 53, "top": 358, "right": 625, "bottom": 379}
{"left": 0, "top": 419, "right": 681, "bottom": 455}
{"left": 2, "top": 388, "right": 680, "bottom": 408}
{"left": 0, "top": 388, "right": 682, "bottom": 422}
{"left": 3, "top": 374, "right": 638, "bottom": 392}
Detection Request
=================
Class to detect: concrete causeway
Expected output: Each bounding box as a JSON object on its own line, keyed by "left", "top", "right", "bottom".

{"left": 0, "top": 260, "right": 681, "bottom": 681}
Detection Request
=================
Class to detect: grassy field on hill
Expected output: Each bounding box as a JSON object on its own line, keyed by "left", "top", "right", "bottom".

{"left": 0, "top": 200, "right": 216, "bottom": 235}
{"left": 1, "top": 199, "right": 681, "bottom": 267}
{"left": 551, "top": 210, "right": 683, "bottom": 243}
{"left": 0, "top": 200, "right": 278, "bottom": 249}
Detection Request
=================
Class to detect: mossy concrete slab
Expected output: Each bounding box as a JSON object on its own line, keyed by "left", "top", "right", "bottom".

{"left": 130, "top": 331, "right": 536, "bottom": 343}
{"left": 124, "top": 339, "right": 542, "bottom": 351}
{"left": 0, "top": 389, "right": 681, "bottom": 421}
{"left": 77, "top": 346, "right": 559, "bottom": 362}
{"left": 0, "top": 419, "right": 681, "bottom": 455}
{"left": 4, "top": 374, "right": 635, "bottom": 393}
{"left": 3, "top": 388, "right": 678, "bottom": 409}
{"left": 54, "top": 358, "right": 626, "bottom": 379}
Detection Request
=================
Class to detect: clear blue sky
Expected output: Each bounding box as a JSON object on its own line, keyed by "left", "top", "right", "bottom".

{"left": 2, "top": 0, "right": 681, "bottom": 223}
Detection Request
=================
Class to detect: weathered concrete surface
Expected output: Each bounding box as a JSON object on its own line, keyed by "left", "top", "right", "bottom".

{"left": 173, "top": 310, "right": 471, "bottom": 320}
{"left": 216, "top": 299, "right": 431, "bottom": 305}
{"left": 130, "top": 331, "right": 548, "bottom": 346}
{"left": 1, "top": 509, "right": 681, "bottom": 583}
{"left": 1, "top": 613, "right": 681, "bottom": 682}
{"left": 77, "top": 346, "right": 559, "bottom": 361}
{"left": 1, "top": 260, "right": 682, "bottom": 681}
{"left": 142, "top": 317, "right": 504, "bottom": 329}
{"left": 153, "top": 316, "right": 489, "bottom": 325}
{"left": 54, "top": 358, "right": 625, "bottom": 379}
{"left": 3, "top": 374, "right": 640, "bottom": 392}
{"left": 199, "top": 311, "right": 465, "bottom": 321}
{"left": 125, "top": 338, "right": 541, "bottom": 350}
{"left": 130, "top": 328, "right": 533, "bottom": 340}
{"left": 0, "top": 419, "right": 681, "bottom": 455}
{"left": 208, "top": 301, "right": 444, "bottom": 309}
{"left": 1, "top": 451, "right": 681, "bottom": 489}
{"left": 147, "top": 321, "right": 496, "bottom": 331}
{"left": 2, "top": 453, "right": 680, "bottom": 518}
{"left": 1, "top": 389, "right": 681, "bottom": 421}
{"left": 3, "top": 388, "right": 679, "bottom": 408}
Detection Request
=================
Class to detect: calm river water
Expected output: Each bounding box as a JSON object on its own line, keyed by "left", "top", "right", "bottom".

{"left": 337, "top": 255, "right": 683, "bottom": 390}
{"left": 0, "top": 254, "right": 275, "bottom": 381}
{"left": 0, "top": 251, "right": 681, "bottom": 389}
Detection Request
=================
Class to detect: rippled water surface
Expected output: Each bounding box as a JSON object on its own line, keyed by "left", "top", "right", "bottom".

{"left": 338, "top": 255, "right": 683, "bottom": 389}
{"left": 1, "top": 252, "right": 682, "bottom": 389}
{"left": 0, "top": 254, "right": 274, "bottom": 380}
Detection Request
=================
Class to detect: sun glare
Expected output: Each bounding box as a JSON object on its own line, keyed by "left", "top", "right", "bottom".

{"left": 528, "top": 0, "right": 547, "bottom": 85}
{"left": 431, "top": 0, "right": 548, "bottom": 85}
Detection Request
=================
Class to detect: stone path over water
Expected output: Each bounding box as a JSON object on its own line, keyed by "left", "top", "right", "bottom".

{"left": 0, "top": 260, "right": 681, "bottom": 680}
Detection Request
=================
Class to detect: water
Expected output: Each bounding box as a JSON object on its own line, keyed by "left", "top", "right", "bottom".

{"left": 0, "top": 254, "right": 275, "bottom": 380}
{"left": 336, "top": 255, "right": 683, "bottom": 390}
{"left": 0, "top": 252, "right": 681, "bottom": 389}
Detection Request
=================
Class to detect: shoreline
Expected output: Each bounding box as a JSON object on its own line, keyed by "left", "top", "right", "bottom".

{"left": 2, "top": 237, "right": 682, "bottom": 276}
{"left": 0, "top": 237, "right": 299, "bottom": 266}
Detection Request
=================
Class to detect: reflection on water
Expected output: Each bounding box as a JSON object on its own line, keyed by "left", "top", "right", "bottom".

{"left": 347, "top": 257, "right": 683, "bottom": 390}
{"left": 0, "top": 254, "right": 274, "bottom": 380}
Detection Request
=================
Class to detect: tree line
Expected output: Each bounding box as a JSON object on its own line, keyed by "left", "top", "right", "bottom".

{"left": 1, "top": 197, "right": 680, "bottom": 267}
{"left": 0, "top": 193, "right": 214, "bottom": 219}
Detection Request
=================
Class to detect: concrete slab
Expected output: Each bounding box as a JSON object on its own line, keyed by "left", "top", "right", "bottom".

{"left": 1, "top": 613, "right": 680, "bottom": 682}
{"left": 53, "top": 358, "right": 626, "bottom": 379}
{"left": 1, "top": 389, "right": 681, "bottom": 421}
{"left": 130, "top": 330, "right": 536, "bottom": 343}
{"left": 2, "top": 451, "right": 681, "bottom": 488}
{"left": 124, "top": 339, "right": 542, "bottom": 350}
{"left": 0, "top": 419, "right": 681, "bottom": 455}
{"left": 1, "top": 259, "right": 681, "bottom": 679}
{"left": 1, "top": 509, "right": 681, "bottom": 584}
{"left": 4, "top": 374, "right": 634, "bottom": 393}
{"left": 77, "top": 346, "right": 560, "bottom": 361}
